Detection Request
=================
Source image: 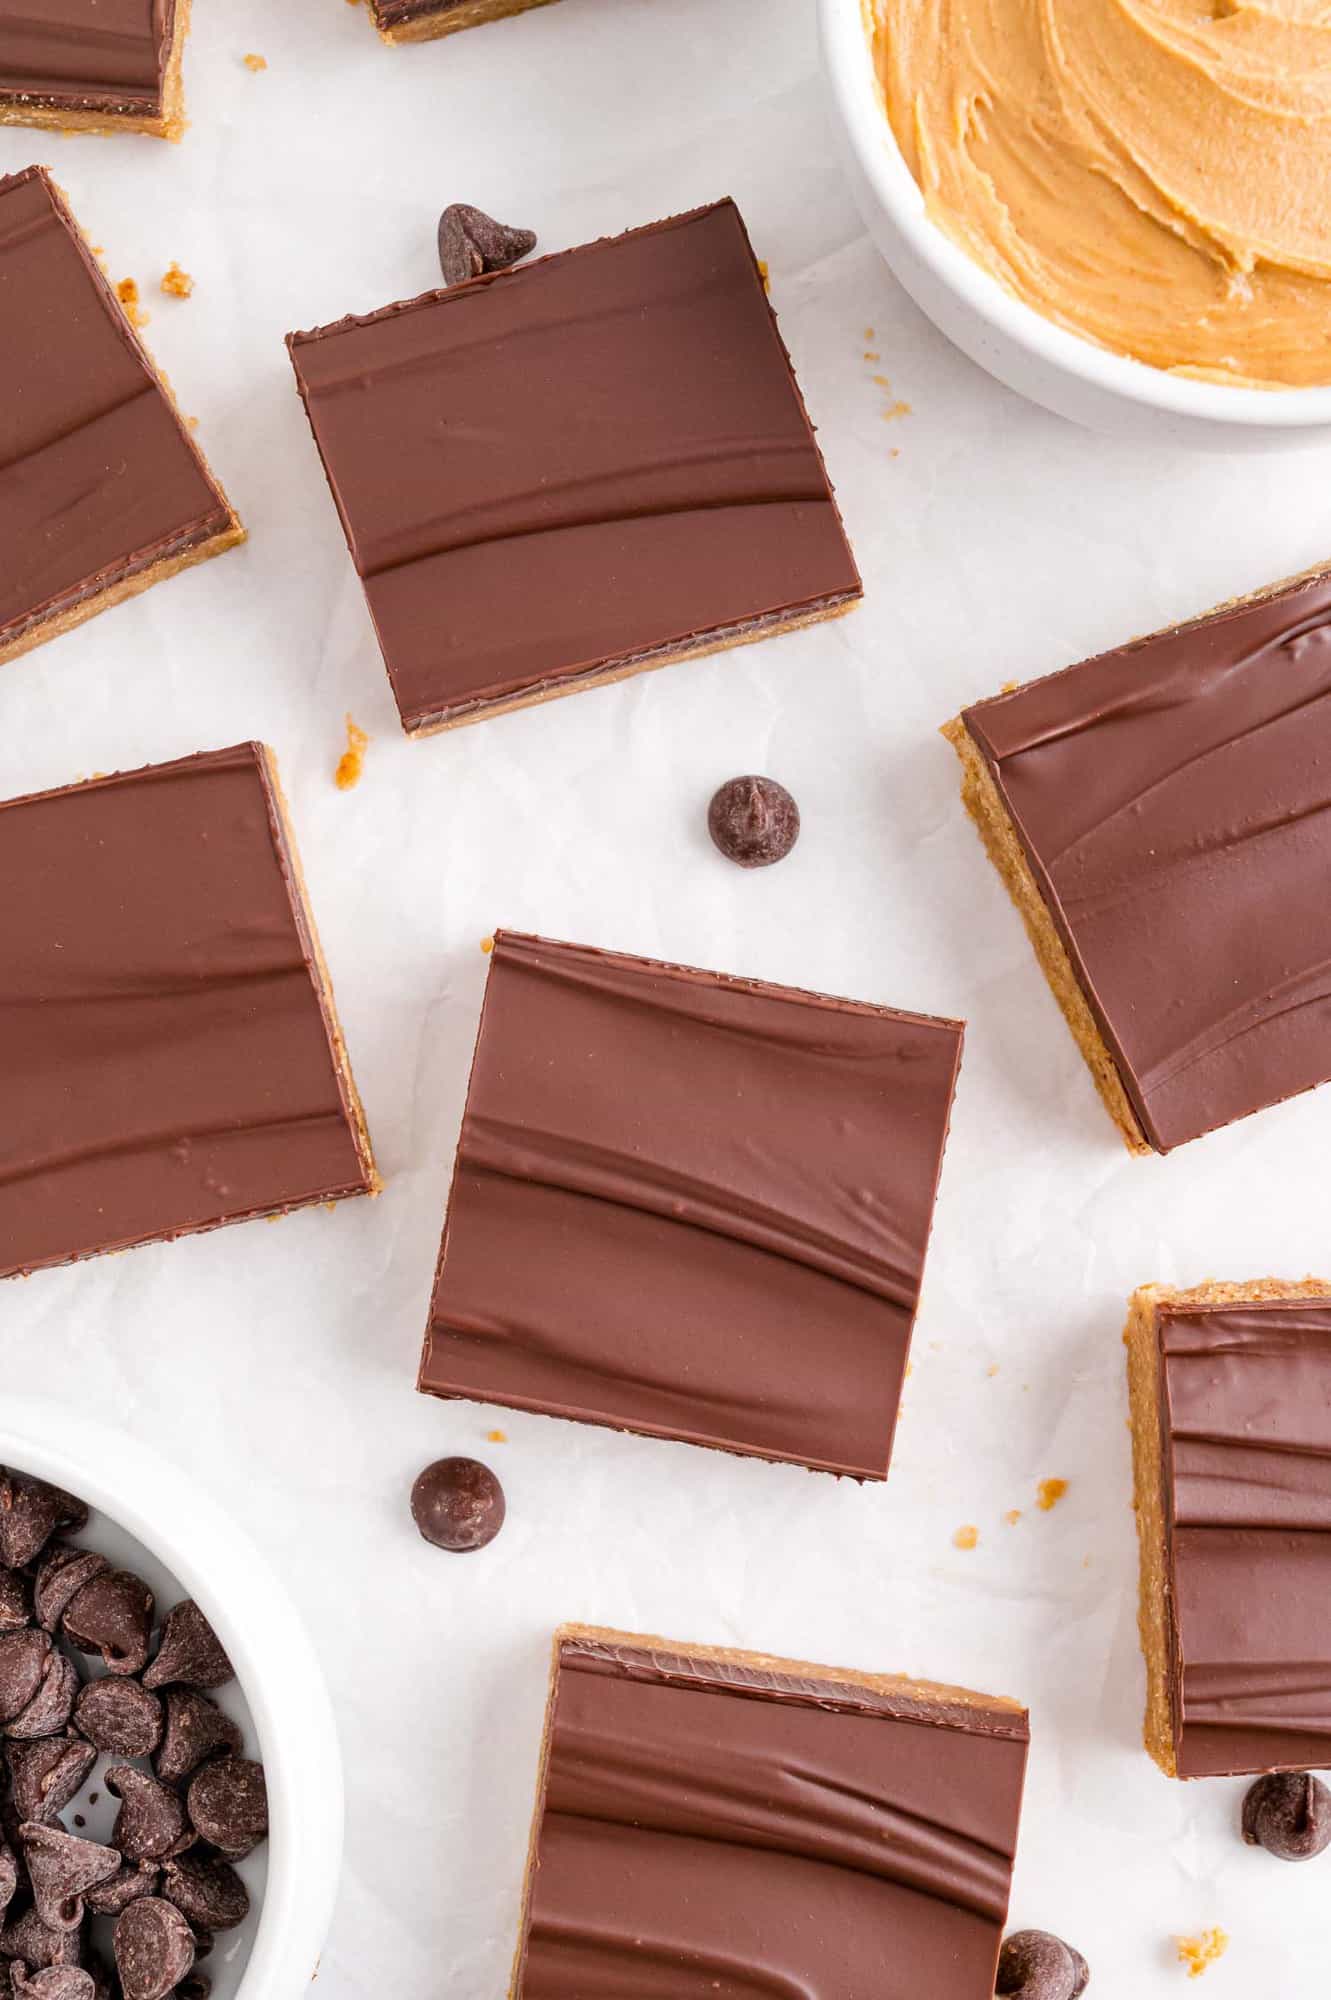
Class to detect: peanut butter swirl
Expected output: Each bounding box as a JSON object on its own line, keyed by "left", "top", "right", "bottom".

{"left": 873, "top": 0, "right": 1331, "bottom": 389}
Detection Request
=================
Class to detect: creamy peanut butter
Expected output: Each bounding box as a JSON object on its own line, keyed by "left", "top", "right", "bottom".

{"left": 873, "top": 0, "right": 1331, "bottom": 389}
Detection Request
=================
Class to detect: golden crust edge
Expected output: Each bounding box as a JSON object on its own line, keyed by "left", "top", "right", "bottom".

{"left": 0, "top": 0, "right": 191, "bottom": 138}
{"left": 377, "top": 0, "right": 563, "bottom": 44}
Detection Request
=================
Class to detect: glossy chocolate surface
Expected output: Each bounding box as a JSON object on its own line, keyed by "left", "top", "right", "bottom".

{"left": 0, "top": 167, "right": 230, "bottom": 655}
{"left": 0, "top": 1, "right": 173, "bottom": 116}
{"left": 514, "top": 1634, "right": 1028, "bottom": 1998}
{"left": 287, "top": 200, "right": 860, "bottom": 732}
{"left": 0, "top": 744, "right": 373, "bottom": 1280}
{"left": 1158, "top": 1299, "right": 1331, "bottom": 1778}
{"left": 963, "top": 570, "right": 1331, "bottom": 1152}
{"left": 420, "top": 930, "right": 962, "bottom": 1478}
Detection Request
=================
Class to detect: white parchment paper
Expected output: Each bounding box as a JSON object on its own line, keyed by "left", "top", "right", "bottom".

{"left": 4, "top": 1, "right": 1331, "bottom": 1991}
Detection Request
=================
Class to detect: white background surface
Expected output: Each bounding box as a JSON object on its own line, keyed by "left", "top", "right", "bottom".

{"left": 3, "top": 1, "right": 1331, "bottom": 1993}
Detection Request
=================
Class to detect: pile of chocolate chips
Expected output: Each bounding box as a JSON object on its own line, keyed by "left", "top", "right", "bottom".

{"left": 0, "top": 1471, "right": 268, "bottom": 2000}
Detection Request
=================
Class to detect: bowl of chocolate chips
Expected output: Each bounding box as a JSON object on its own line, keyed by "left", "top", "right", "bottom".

{"left": 0, "top": 1403, "right": 342, "bottom": 2000}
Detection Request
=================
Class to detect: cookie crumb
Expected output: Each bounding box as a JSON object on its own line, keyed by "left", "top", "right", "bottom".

{"left": 756, "top": 258, "right": 770, "bottom": 294}
{"left": 864, "top": 349, "right": 880, "bottom": 361}
{"left": 161, "top": 261, "right": 194, "bottom": 300}
{"left": 1177, "top": 1930, "right": 1228, "bottom": 1979}
{"left": 952, "top": 1525, "right": 979, "bottom": 1552}
{"left": 243, "top": 51, "right": 268, "bottom": 71}
{"left": 1005, "top": 1509, "right": 1022, "bottom": 1526}
{"left": 1037, "top": 1478, "right": 1069, "bottom": 1512}
{"left": 864, "top": 325, "right": 875, "bottom": 339}
{"left": 986, "top": 1363, "right": 1000, "bottom": 1377}
{"left": 480, "top": 936, "right": 495, "bottom": 955}
{"left": 882, "top": 399, "right": 912, "bottom": 422}
{"left": 116, "top": 277, "right": 149, "bottom": 329}
{"left": 486, "top": 1428, "right": 507, "bottom": 1443}
{"left": 334, "top": 716, "right": 369, "bottom": 791}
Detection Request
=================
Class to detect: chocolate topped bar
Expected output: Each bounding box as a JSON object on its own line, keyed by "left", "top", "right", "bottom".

{"left": 0, "top": 168, "right": 241, "bottom": 666}
{"left": 288, "top": 200, "right": 860, "bottom": 735}
{"left": 420, "top": 930, "right": 962, "bottom": 1478}
{"left": 369, "top": 0, "right": 561, "bottom": 42}
{"left": 1127, "top": 1281, "right": 1331, "bottom": 1779}
{"left": 0, "top": 3, "right": 189, "bottom": 138}
{"left": 512, "top": 1625, "right": 1029, "bottom": 1998}
{"left": 0, "top": 743, "right": 377, "bottom": 1281}
{"left": 945, "top": 565, "right": 1331, "bottom": 1153}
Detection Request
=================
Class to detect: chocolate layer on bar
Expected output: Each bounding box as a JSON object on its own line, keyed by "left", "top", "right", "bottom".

{"left": 287, "top": 201, "right": 860, "bottom": 734}
{"left": 420, "top": 931, "right": 962, "bottom": 1479}
{"left": 371, "top": 0, "right": 560, "bottom": 38}
{"left": 512, "top": 1627, "right": 1029, "bottom": 1998}
{"left": 0, "top": 744, "right": 376, "bottom": 1281}
{"left": 958, "top": 567, "right": 1331, "bottom": 1152}
{"left": 0, "top": 168, "right": 238, "bottom": 663}
{"left": 0, "top": 3, "right": 179, "bottom": 125}
{"left": 1157, "top": 1296, "right": 1331, "bottom": 1779}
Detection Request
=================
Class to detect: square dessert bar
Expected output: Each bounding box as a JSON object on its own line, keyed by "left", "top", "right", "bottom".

{"left": 512, "top": 1625, "right": 1029, "bottom": 1998}
{"left": 0, "top": 743, "right": 378, "bottom": 1281}
{"left": 945, "top": 564, "right": 1331, "bottom": 1154}
{"left": 369, "top": 0, "right": 561, "bottom": 42}
{"left": 1126, "top": 1279, "right": 1331, "bottom": 1779}
{"left": 287, "top": 200, "right": 860, "bottom": 735}
{"left": 0, "top": 167, "right": 241, "bottom": 668}
{"left": 0, "top": 2, "right": 190, "bottom": 138}
{"left": 420, "top": 930, "right": 962, "bottom": 1479}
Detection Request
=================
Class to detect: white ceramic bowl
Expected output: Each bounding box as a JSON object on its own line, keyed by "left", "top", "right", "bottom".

{"left": 819, "top": 0, "right": 1331, "bottom": 449}
{"left": 0, "top": 1399, "right": 343, "bottom": 2000}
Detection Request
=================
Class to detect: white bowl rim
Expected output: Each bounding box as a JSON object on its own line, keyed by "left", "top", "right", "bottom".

{"left": 0, "top": 1397, "right": 344, "bottom": 2000}
{"left": 820, "top": 0, "right": 1331, "bottom": 430}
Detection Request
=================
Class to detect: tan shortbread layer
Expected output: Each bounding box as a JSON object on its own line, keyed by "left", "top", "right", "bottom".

{"left": 377, "top": 0, "right": 562, "bottom": 45}
{"left": 0, "top": 0, "right": 191, "bottom": 138}
{"left": 506, "top": 1620, "right": 1024, "bottom": 1995}
{"left": 1124, "top": 1277, "right": 1331, "bottom": 1780}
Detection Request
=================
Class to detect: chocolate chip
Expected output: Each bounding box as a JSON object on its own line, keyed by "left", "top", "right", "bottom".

{"left": 142, "top": 1603, "right": 231, "bottom": 1695}
{"left": 0, "top": 1634, "right": 53, "bottom": 1725}
{"left": 437, "top": 204, "right": 537, "bottom": 288}
{"left": 10, "top": 1970, "right": 95, "bottom": 2000}
{"left": 7, "top": 1653, "right": 78, "bottom": 1741}
{"left": 105, "top": 1769, "right": 189, "bottom": 1866}
{"left": 6, "top": 1736, "right": 96, "bottom": 1825}
{"left": 185, "top": 1758, "right": 267, "bottom": 1859}
{"left": 84, "top": 1864, "right": 160, "bottom": 1920}
{"left": 1242, "top": 1771, "right": 1331, "bottom": 1862}
{"left": 113, "top": 1898, "right": 195, "bottom": 2000}
{"left": 0, "top": 1570, "right": 32, "bottom": 1634}
{"left": 18, "top": 1824, "right": 120, "bottom": 1933}
{"left": 707, "top": 775, "right": 801, "bottom": 868}
{"left": 153, "top": 1690, "right": 241, "bottom": 1788}
{"left": 33, "top": 1551, "right": 107, "bottom": 1638}
{"left": 0, "top": 1907, "right": 83, "bottom": 1970}
{"left": 996, "top": 1930, "right": 1090, "bottom": 1999}
{"left": 411, "top": 1458, "right": 506, "bottom": 1554}
{"left": 73, "top": 1680, "right": 163, "bottom": 1759}
{"left": 0, "top": 1478, "right": 86, "bottom": 1573}
{"left": 161, "top": 1855, "right": 248, "bottom": 1933}
{"left": 62, "top": 1572, "right": 153, "bottom": 1677}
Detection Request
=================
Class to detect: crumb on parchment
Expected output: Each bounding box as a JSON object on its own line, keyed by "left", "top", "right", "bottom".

{"left": 480, "top": 936, "right": 495, "bottom": 955}
{"left": 756, "top": 258, "right": 770, "bottom": 294}
{"left": 161, "top": 262, "right": 194, "bottom": 299}
{"left": 243, "top": 52, "right": 268, "bottom": 72}
{"left": 1005, "top": 1509, "right": 1022, "bottom": 1526}
{"left": 487, "top": 1429, "right": 507, "bottom": 1443}
{"left": 1177, "top": 1930, "right": 1228, "bottom": 1979}
{"left": 952, "top": 1525, "right": 979, "bottom": 1552}
{"left": 116, "top": 277, "right": 148, "bottom": 328}
{"left": 334, "top": 717, "right": 369, "bottom": 791}
{"left": 1037, "top": 1478, "right": 1069, "bottom": 1512}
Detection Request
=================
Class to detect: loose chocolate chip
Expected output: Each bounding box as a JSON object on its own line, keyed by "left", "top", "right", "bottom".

{"left": 185, "top": 1758, "right": 267, "bottom": 1860}
{"left": 105, "top": 1770, "right": 189, "bottom": 1866}
{"left": 33, "top": 1552, "right": 107, "bottom": 1638}
{"left": 437, "top": 203, "right": 537, "bottom": 288}
{"left": 18, "top": 1824, "right": 121, "bottom": 1933}
{"left": 62, "top": 1573, "right": 153, "bottom": 1677}
{"left": 153, "top": 1690, "right": 241, "bottom": 1788}
{"left": 1242, "top": 1772, "right": 1331, "bottom": 1862}
{"left": 0, "top": 1635, "right": 53, "bottom": 1725}
{"left": 0, "top": 1908, "right": 83, "bottom": 1971}
{"left": 142, "top": 1603, "right": 231, "bottom": 1695}
{"left": 10, "top": 1970, "right": 95, "bottom": 2000}
{"left": 707, "top": 775, "right": 801, "bottom": 868}
{"left": 0, "top": 1479, "right": 86, "bottom": 1573}
{"left": 996, "top": 1930, "right": 1090, "bottom": 1999}
{"left": 6, "top": 1736, "right": 96, "bottom": 1826}
{"left": 161, "top": 1856, "right": 248, "bottom": 1933}
{"left": 7, "top": 1653, "right": 78, "bottom": 1741}
{"left": 0, "top": 1570, "right": 32, "bottom": 1634}
{"left": 73, "top": 1680, "right": 163, "bottom": 1760}
{"left": 411, "top": 1458, "right": 506, "bottom": 1554}
{"left": 113, "top": 1898, "right": 195, "bottom": 2000}
{"left": 85, "top": 1865, "right": 160, "bottom": 1920}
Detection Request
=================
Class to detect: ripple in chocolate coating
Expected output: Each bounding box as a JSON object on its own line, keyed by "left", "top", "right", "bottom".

{"left": 1243, "top": 1772, "right": 1331, "bottom": 1862}
{"left": 996, "top": 1929, "right": 1090, "bottom": 1999}
{"left": 707, "top": 775, "right": 800, "bottom": 868}
{"left": 411, "top": 1458, "right": 506, "bottom": 1554}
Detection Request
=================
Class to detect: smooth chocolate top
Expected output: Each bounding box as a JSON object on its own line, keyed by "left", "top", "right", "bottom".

{"left": 963, "top": 570, "right": 1331, "bottom": 1152}
{"left": 0, "top": 167, "right": 230, "bottom": 655}
{"left": 420, "top": 931, "right": 962, "bottom": 1479}
{"left": 0, "top": 1, "right": 173, "bottom": 115}
{"left": 1159, "top": 1299, "right": 1331, "bottom": 1778}
{"left": 514, "top": 1635, "right": 1028, "bottom": 1998}
{"left": 0, "top": 744, "right": 372, "bottom": 1281}
{"left": 287, "top": 200, "right": 860, "bottom": 732}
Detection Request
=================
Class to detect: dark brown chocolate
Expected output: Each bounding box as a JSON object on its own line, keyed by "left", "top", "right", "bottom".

{"left": 420, "top": 930, "right": 962, "bottom": 1479}
{"left": 287, "top": 201, "right": 860, "bottom": 734}
{"left": 513, "top": 1632, "right": 1029, "bottom": 1998}
{"left": 0, "top": 5, "right": 175, "bottom": 122}
{"left": 0, "top": 168, "right": 236, "bottom": 664}
{"left": 962, "top": 569, "right": 1331, "bottom": 1152}
{"left": 1158, "top": 1297, "right": 1331, "bottom": 1777}
{"left": 0, "top": 743, "right": 375, "bottom": 1281}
